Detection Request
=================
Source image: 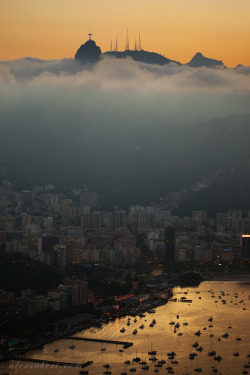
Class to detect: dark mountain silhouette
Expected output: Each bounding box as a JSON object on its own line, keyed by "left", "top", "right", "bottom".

{"left": 8, "top": 48, "right": 229, "bottom": 70}
{"left": 187, "top": 52, "right": 225, "bottom": 68}
{"left": 75, "top": 39, "right": 101, "bottom": 64}
{"left": 104, "top": 50, "right": 180, "bottom": 65}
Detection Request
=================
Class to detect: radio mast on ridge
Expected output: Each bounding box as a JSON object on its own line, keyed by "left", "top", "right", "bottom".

{"left": 125, "top": 29, "right": 130, "bottom": 51}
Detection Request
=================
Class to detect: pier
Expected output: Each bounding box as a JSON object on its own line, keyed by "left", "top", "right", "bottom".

{"left": 65, "top": 337, "right": 133, "bottom": 348}
{"left": 11, "top": 357, "right": 93, "bottom": 368}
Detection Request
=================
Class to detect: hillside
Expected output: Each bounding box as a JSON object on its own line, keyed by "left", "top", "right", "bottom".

{"left": 0, "top": 253, "right": 63, "bottom": 295}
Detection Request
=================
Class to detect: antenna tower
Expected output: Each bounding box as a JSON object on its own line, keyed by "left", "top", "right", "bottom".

{"left": 110, "top": 39, "right": 113, "bottom": 51}
{"left": 125, "top": 29, "right": 130, "bottom": 51}
{"left": 134, "top": 39, "right": 137, "bottom": 51}
{"left": 115, "top": 36, "right": 118, "bottom": 52}
{"left": 138, "top": 31, "right": 142, "bottom": 51}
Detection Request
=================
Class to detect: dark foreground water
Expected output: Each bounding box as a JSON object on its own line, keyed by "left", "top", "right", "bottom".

{"left": 2, "top": 280, "right": 250, "bottom": 375}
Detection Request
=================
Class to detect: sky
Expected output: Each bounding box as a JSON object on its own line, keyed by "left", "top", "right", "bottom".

{"left": 1, "top": 0, "right": 250, "bottom": 66}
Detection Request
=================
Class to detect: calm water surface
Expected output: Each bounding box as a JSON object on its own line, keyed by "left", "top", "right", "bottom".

{"left": 2, "top": 280, "right": 250, "bottom": 375}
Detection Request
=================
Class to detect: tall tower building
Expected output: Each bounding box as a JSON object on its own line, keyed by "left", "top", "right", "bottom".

{"left": 22, "top": 191, "right": 33, "bottom": 206}
{"left": 38, "top": 233, "right": 59, "bottom": 253}
{"left": 242, "top": 234, "right": 250, "bottom": 259}
{"left": 227, "top": 210, "right": 242, "bottom": 231}
{"left": 165, "top": 226, "right": 176, "bottom": 263}
{"left": 61, "top": 199, "right": 72, "bottom": 227}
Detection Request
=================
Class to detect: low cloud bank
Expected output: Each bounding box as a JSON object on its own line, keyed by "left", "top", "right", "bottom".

{"left": 0, "top": 55, "right": 250, "bottom": 125}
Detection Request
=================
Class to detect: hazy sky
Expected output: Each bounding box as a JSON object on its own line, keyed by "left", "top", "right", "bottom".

{"left": 1, "top": 0, "right": 250, "bottom": 66}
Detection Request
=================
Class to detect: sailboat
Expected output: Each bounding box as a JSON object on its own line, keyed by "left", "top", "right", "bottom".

{"left": 148, "top": 342, "right": 157, "bottom": 355}
{"left": 236, "top": 332, "right": 242, "bottom": 341}
{"left": 169, "top": 315, "right": 175, "bottom": 325}
{"left": 233, "top": 341, "right": 239, "bottom": 356}
{"left": 120, "top": 366, "right": 127, "bottom": 375}
{"left": 182, "top": 366, "right": 190, "bottom": 375}
{"left": 208, "top": 339, "right": 216, "bottom": 356}
{"left": 132, "top": 350, "right": 141, "bottom": 362}
{"left": 140, "top": 357, "right": 147, "bottom": 365}
{"left": 194, "top": 358, "right": 202, "bottom": 372}
{"left": 158, "top": 352, "right": 166, "bottom": 364}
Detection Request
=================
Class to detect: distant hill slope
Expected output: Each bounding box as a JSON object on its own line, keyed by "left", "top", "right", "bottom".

{"left": 173, "top": 114, "right": 250, "bottom": 216}
{"left": 174, "top": 164, "right": 250, "bottom": 218}
{"left": 104, "top": 50, "right": 181, "bottom": 65}
{"left": 187, "top": 52, "right": 225, "bottom": 68}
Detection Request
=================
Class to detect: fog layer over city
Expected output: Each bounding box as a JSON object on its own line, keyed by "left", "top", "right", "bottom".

{"left": 1, "top": 56, "right": 250, "bottom": 123}
{"left": 0, "top": 56, "right": 250, "bottom": 210}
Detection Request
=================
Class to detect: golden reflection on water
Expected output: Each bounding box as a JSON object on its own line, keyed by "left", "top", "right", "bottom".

{"left": 2, "top": 280, "right": 250, "bottom": 375}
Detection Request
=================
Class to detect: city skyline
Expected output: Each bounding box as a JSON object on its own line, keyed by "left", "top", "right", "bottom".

{"left": 1, "top": 0, "right": 250, "bottom": 67}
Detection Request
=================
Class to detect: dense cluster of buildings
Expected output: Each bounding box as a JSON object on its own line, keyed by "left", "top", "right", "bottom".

{"left": 0, "top": 181, "right": 250, "bottom": 270}
{"left": 0, "top": 182, "right": 140, "bottom": 269}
